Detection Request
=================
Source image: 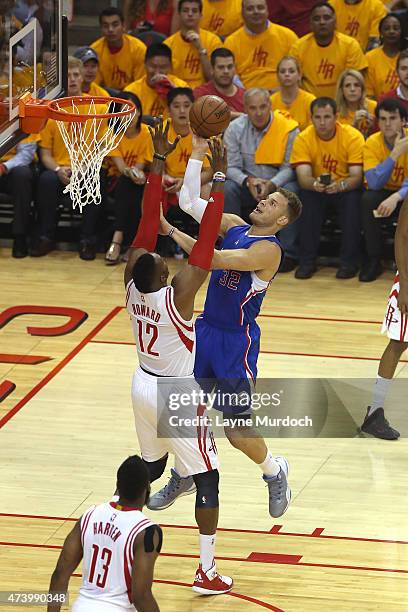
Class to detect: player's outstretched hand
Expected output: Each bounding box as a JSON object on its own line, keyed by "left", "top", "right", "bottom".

{"left": 207, "top": 136, "right": 227, "bottom": 175}
{"left": 148, "top": 116, "right": 181, "bottom": 158}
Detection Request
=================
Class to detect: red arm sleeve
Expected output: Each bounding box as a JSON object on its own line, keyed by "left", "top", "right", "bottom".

{"left": 131, "top": 173, "right": 162, "bottom": 251}
{"left": 188, "top": 191, "right": 224, "bottom": 270}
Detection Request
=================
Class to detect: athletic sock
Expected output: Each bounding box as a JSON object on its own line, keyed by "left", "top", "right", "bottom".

{"left": 199, "top": 533, "right": 216, "bottom": 572}
{"left": 368, "top": 376, "right": 392, "bottom": 416}
{"left": 258, "top": 451, "right": 280, "bottom": 478}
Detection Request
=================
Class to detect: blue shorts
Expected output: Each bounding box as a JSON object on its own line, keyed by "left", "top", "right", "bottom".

{"left": 194, "top": 317, "right": 260, "bottom": 415}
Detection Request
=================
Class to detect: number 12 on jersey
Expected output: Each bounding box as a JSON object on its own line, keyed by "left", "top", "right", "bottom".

{"left": 137, "top": 319, "right": 160, "bottom": 356}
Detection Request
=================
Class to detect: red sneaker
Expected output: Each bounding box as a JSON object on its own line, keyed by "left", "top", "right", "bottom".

{"left": 192, "top": 563, "right": 233, "bottom": 595}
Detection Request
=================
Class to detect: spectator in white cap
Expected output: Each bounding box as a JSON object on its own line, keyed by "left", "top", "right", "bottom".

{"left": 73, "top": 46, "right": 109, "bottom": 96}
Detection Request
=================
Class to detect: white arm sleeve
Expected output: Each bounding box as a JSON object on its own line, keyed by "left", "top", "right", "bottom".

{"left": 179, "top": 158, "right": 209, "bottom": 223}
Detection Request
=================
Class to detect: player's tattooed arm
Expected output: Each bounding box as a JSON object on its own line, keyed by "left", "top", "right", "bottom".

{"left": 131, "top": 526, "right": 162, "bottom": 612}
{"left": 395, "top": 195, "right": 408, "bottom": 314}
{"left": 212, "top": 240, "right": 281, "bottom": 276}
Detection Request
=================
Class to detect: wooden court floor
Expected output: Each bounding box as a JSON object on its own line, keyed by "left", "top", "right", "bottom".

{"left": 0, "top": 248, "right": 408, "bottom": 611}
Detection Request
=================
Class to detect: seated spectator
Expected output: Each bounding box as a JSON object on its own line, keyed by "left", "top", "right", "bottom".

{"left": 360, "top": 98, "right": 408, "bottom": 281}
{"left": 91, "top": 7, "right": 146, "bottom": 91}
{"left": 123, "top": 0, "right": 179, "bottom": 36}
{"left": 201, "top": 0, "right": 242, "bottom": 38}
{"left": 164, "top": 87, "right": 212, "bottom": 203}
{"left": 379, "top": 49, "right": 408, "bottom": 111}
{"left": 0, "top": 134, "right": 37, "bottom": 258}
{"left": 164, "top": 0, "right": 221, "bottom": 89}
{"left": 290, "top": 2, "right": 367, "bottom": 99}
{"left": 270, "top": 56, "right": 316, "bottom": 131}
{"left": 224, "top": 0, "right": 298, "bottom": 91}
{"left": 266, "top": 0, "right": 317, "bottom": 38}
{"left": 365, "top": 14, "right": 405, "bottom": 99}
{"left": 329, "top": 0, "right": 387, "bottom": 51}
{"left": 336, "top": 69, "right": 377, "bottom": 137}
{"left": 223, "top": 87, "right": 300, "bottom": 269}
{"left": 193, "top": 48, "right": 245, "bottom": 118}
{"left": 105, "top": 94, "right": 153, "bottom": 264}
{"left": 73, "top": 47, "right": 109, "bottom": 96}
{"left": 290, "top": 97, "right": 365, "bottom": 279}
{"left": 31, "top": 57, "right": 103, "bottom": 261}
{"left": 125, "top": 43, "right": 187, "bottom": 118}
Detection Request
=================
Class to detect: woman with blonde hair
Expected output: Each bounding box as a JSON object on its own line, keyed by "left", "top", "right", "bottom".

{"left": 336, "top": 69, "right": 377, "bottom": 138}
{"left": 270, "top": 56, "right": 316, "bottom": 131}
{"left": 123, "top": 0, "right": 179, "bottom": 36}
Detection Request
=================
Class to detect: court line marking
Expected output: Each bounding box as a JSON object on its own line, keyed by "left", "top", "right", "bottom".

{"left": 1, "top": 540, "right": 407, "bottom": 575}
{"left": 1, "top": 513, "right": 407, "bottom": 545}
{"left": 0, "top": 307, "right": 123, "bottom": 430}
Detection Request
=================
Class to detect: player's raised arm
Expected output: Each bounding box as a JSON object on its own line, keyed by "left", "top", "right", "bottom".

{"left": 131, "top": 525, "right": 163, "bottom": 612}
{"left": 178, "top": 134, "right": 245, "bottom": 237}
{"left": 47, "top": 520, "right": 83, "bottom": 612}
{"left": 124, "top": 118, "right": 180, "bottom": 286}
{"left": 396, "top": 194, "right": 408, "bottom": 314}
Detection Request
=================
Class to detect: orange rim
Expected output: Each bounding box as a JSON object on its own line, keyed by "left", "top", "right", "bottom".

{"left": 46, "top": 95, "right": 136, "bottom": 121}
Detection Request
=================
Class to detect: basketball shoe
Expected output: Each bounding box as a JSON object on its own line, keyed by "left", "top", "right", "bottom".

{"left": 192, "top": 563, "right": 233, "bottom": 595}
{"left": 147, "top": 468, "right": 196, "bottom": 510}
{"left": 359, "top": 407, "right": 400, "bottom": 440}
{"left": 263, "top": 456, "right": 291, "bottom": 518}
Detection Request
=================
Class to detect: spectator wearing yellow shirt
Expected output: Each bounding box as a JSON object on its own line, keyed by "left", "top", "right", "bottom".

{"left": 164, "top": 0, "right": 221, "bottom": 89}
{"left": 201, "top": 0, "right": 243, "bottom": 38}
{"left": 290, "top": 2, "right": 367, "bottom": 99}
{"left": 105, "top": 93, "right": 154, "bottom": 265}
{"left": 290, "top": 97, "right": 365, "bottom": 279}
{"left": 329, "top": 0, "right": 387, "bottom": 51}
{"left": 379, "top": 49, "right": 408, "bottom": 111}
{"left": 0, "top": 134, "right": 38, "bottom": 258}
{"left": 365, "top": 14, "right": 405, "bottom": 99}
{"left": 125, "top": 43, "right": 188, "bottom": 119}
{"left": 73, "top": 46, "right": 109, "bottom": 96}
{"left": 361, "top": 99, "right": 408, "bottom": 280}
{"left": 271, "top": 56, "right": 316, "bottom": 131}
{"left": 224, "top": 0, "right": 297, "bottom": 91}
{"left": 336, "top": 69, "right": 377, "bottom": 137}
{"left": 32, "top": 57, "right": 103, "bottom": 261}
{"left": 91, "top": 7, "right": 146, "bottom": 91}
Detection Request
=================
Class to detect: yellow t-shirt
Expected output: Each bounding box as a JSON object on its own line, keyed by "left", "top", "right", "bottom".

{"left": 107, "top": 124, "right": 153, "bottom": 176}
{"left": 290, "top": 31, "right": 368, "bottom": 98}
{"left": 164, "top": 30, "right": 222, "bottom": 89}
{"left": 225, "top": 23, "right": 298, "bottom": 91}
{"left": 1, "top": 133, "right": 40, "bottom": 163}
{"left": 365, "top": 46, "right": 399, "bottom": 99}
{"left": 337, "top": 98, "right": 377, "bottom": 134}
{"left": 201, "top": 0, "right": 243, "bottom": 38}
{"left": 91, "top": 34, "right": 146, "bottom": 90}
{"left": 270, "top": 89, "right": 316, "bottom": 132}
{"left": 290, "top": 122, "right": 365, "bottom": 180}
{"left": 124, "top": 74, "right": 188, "bottom": 117}
{"left": 165, "top": 123, "right": 210, "bottom": 177}
{"left": 329, "top": 0, "right": 387, "bottom": 50}
{"left": 88, "top": 81, "right": 110, "bottom": 97}
{"left": 364, "top": 129, "right": 408, "bottom": 190}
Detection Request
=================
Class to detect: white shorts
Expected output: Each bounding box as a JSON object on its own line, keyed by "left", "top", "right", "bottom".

{"left": 382, "top": 273, "right": 408, "bottom": 342}
{"left": 72, "top": 595, "right": 134, "bottom": 611}
{"left": 131, "top": 367, "right": 218, "bottom": 477}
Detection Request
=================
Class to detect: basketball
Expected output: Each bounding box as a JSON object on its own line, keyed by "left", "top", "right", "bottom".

{"left": 189, "top": 95, "right": 231, "bottom": 138}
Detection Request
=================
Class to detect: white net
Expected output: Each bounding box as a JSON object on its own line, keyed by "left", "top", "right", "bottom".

{"left": 53, "top": 98, "right": 135, "bottom": 211}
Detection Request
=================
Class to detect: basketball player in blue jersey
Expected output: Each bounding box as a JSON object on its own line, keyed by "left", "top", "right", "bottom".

{"left": 150, "top": 154, "right": 302, "bottom": 518}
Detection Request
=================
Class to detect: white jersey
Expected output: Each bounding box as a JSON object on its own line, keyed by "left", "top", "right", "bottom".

{"left": 126, "top": 280, "right": 195, "bottom": 376}
{"left": 382, "top": 272, "right": 408, "bottom": 342}
{"left": 76, "top": 500, "right": 153, "bottom": 610}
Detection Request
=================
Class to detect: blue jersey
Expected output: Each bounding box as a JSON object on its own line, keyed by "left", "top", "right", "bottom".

{"left": 202, "top": 225, "right": 283, "bottom": 331}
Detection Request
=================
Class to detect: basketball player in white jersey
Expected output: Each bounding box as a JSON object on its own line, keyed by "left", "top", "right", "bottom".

{"left": 360, "top": 195, "right": 408, "bottom": 439}
{"left": 125, "top": 119, "right": 232, "bottom": 594}
{"left": 47, "top": 455, "right": 161, "bottom": 612}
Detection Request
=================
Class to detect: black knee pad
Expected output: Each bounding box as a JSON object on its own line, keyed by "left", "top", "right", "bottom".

{"left": 143, "top": 455, "right": 168, "bottom": 483}
{"left": 193, "top": 469, "right": 219, "bottom": 508}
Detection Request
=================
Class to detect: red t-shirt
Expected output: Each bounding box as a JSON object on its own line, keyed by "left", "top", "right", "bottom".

{"left": 193, "top": 81, "right": 245, "bottom": 113}
{"left": 266, "top": 0, "right": 315, "bottom": 37}
{"left": 131, "top": 3, "right": 173, "bottom": 36}
{"left": 378, "top": 88, "right": 408, "bottom": 112}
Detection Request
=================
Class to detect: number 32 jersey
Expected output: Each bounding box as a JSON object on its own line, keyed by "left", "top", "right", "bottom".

{"left": 126, "top": 280, "right": 196, "bottom": 376}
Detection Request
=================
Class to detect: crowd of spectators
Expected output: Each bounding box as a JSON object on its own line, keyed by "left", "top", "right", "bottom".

{"left": 2, "top": 0, "right": 408, "bottom": 282}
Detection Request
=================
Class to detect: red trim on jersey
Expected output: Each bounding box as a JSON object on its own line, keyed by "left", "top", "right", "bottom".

{"left": 196, "top": 404, "right": 212, "bottom": 471}
{"left": 401, "top": 313, "right": 408, "bottom": 341}
{"left": 80, "top": 507, "right": 95, "bottom": 547}
{"left": 123, "top": 519, "right": 152, "bottom": 602}
{"left": 244, "top": 325, "right": 255, "bottom": 384}
{"left": 239, "top": 288, "right": 266, "bottom": 326}
{"left": 109, "top": 501, "right": 142, "bottom": 512}
{"left": 165, "top": 289, "right": 194, "bottom": 353}
{"left": 167, "top": 287, "right": 194, "bottom": 331}
{"left": 125, "top": 281, "right": 133, "bottom": 307}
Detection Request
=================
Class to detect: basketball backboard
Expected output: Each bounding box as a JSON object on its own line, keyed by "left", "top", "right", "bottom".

{"left": 0, "top": 0, "right": 67, "bottom": 157}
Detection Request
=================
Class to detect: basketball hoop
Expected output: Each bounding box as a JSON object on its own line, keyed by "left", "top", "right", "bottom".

{"left": 19, "top": 94, "right": 136, "bottom": 211}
